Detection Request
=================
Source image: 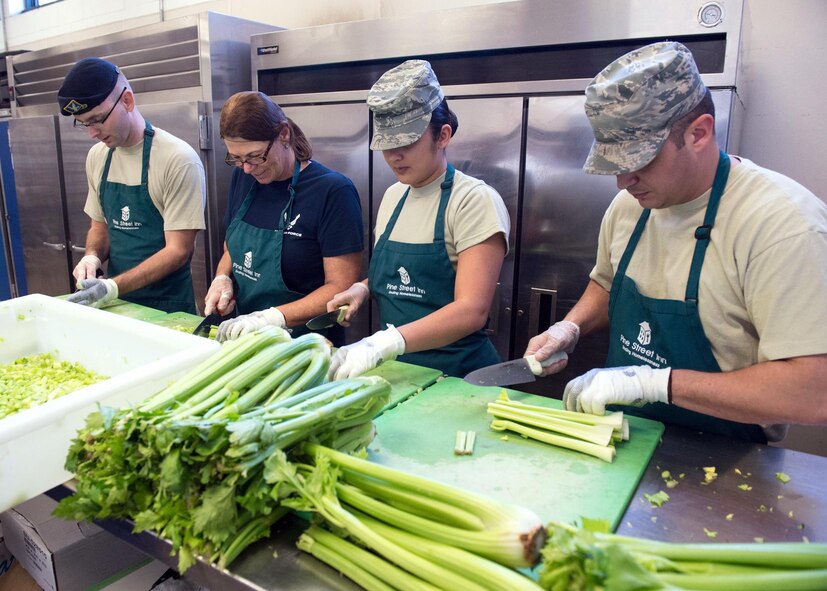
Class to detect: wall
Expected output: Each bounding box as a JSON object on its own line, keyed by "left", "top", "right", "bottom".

{"left": 1, "top": 0, "right": 825, "bottom": 453}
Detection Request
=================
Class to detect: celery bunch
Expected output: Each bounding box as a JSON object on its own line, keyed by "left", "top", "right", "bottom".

{"left": 488, "top": 391, "right": 628, "bottom": 463}
{"left": 0, "top": 352, "right": 107, "bottom": 419}
{"left": 539, "top": 521, "right": 827, "bottom": 590}
{"left": 55, "top": 327, "right": 392, "bottom": 572}
{"left": 270, "top": 444, "right": 547, "bottom": 590}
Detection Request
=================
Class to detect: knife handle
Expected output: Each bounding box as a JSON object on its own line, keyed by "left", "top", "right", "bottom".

{"left": 525, "top": 351, "right": 568, "bottom": 376}
{"left": 335, "top": 305, "right": 349, "bottom": 324}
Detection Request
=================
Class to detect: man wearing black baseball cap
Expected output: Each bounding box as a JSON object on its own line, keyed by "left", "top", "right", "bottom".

{"left": 58, "top": 57, "right": 206, "bottom": 313}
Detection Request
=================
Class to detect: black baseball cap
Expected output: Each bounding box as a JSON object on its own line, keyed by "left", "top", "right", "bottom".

{"left": 57, "top": 58, "right": 120, "bottom": 116}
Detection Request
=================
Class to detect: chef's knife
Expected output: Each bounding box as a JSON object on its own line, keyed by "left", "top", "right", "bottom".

{"left": 192, "top": 312, "right": 230, "bottom": 337}
{"left": 305, "top": 305, "right": 349, "bottom": 330}
{"left": 463, "top": 351, "right": 568, "bottom": 386}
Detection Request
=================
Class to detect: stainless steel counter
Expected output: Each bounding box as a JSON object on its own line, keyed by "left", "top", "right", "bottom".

{"left": 48, "top": 420, "right": 827, "bottom": 590}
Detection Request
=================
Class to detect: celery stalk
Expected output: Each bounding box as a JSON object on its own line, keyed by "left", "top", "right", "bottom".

{"left": 487, "top": 402, "right": 615, "bottom": 446}
{"left": 299, "top": 525, "right": 439, "bottom": 591}
{"left": 491, "top": 419, "right": 616, "bottom": 463}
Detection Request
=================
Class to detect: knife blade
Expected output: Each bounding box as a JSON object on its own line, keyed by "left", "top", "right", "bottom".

{"left": 463, "top": 351, "right": 568, "bottom": 386}
{"left": 305, "top": 305, "right": 349, "bottom": 330}
{"left": 192, "top": 312, "right": 229, "bottom": 337}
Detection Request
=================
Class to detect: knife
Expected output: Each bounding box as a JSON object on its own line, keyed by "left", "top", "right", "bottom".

{"left": 463, "top": 351, "right": 568, "bottom": 386}
{"left": 192, "top": 312, "right": 230, "bottom": 337}
{"left": 305, "top": 305, "right": 349, "bottom": 330}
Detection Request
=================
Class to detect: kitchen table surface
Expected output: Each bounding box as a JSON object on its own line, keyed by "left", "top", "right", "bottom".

{"left": 48, "top": 414, "right": 827, "bottom": 591}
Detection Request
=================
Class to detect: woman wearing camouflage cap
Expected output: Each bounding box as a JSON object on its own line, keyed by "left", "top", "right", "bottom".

{"left": 327, "top": 60, "right": 510, "bottom": 379}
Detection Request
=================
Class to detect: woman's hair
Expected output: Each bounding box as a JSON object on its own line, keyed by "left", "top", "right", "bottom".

{"left": 669, "top": 88, "right": 715, "bottom": 148}
{"left": 427, "top": 98, "right": 459, "bottom": 141}
{"left": 219, "top": 91, "right": 312, "bottom": 160}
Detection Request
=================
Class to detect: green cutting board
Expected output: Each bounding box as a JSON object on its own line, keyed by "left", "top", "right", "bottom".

{"left": 146, "top": 311, "right": 205, "bottom": 333}
{"left": 364, "top": 360, "right": 443, "bottom": 412}
{"left": 370, "top": 377, "right": 664, "bottom": 531}
{"left": 103, "top": 300, "right": 168, "bottom": 321}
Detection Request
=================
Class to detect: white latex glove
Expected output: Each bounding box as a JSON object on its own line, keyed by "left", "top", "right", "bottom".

{"left": 563, "top": 365, "right": 671, "bottom": 415}
{"left": 216, "top": 307, "right": 286, "bottom": 343}
{"left": 523, "top": 320, "right": 580, "bottom": 376}
{"left": 66, "top": 278, "right": 119, "bottom": 308}
{"left": 328, "top": 326, "right": 405, "bottom": 380}
{"left": 73, "top": 255, "right": 102, "bottom": 283}
{"left": 204, "top": 274, "right": 235, "bottom": 316}
{"left": 326, "top": 282, "right": 370, "bottom": 327}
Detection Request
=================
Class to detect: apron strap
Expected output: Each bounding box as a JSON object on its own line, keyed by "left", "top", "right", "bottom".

{"left": 278, "top": 158, "right": 302, "bottom": 231}
{"left": 685, "top": 150, "right": 729, "bottom": 303}
{"left": 99, "top": 120, "right": 155, "bottom": 205}
{"left": 433, "top": 163, "right": 455, "bottom": 242}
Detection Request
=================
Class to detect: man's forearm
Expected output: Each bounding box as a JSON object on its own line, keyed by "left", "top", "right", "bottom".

{"left": 565, "top": 279, "right": 611, "bottom": 336}
{"left": 671, "top": 354, "right": 827, "bottom": 425}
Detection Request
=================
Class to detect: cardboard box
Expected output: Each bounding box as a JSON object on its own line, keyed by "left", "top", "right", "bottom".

{"left": 0, "top": 294, "right": 220, "bottom": 513}
{"left": 1, "top": 495, "right": 149, "bottom": 591}
{"left": 0, "top": 521, "right": 13, "bottom": 580}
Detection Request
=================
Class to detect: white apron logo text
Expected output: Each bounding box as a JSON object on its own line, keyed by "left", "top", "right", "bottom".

{"left": 386, "top": 266, "right": 426, "bottom": 299}
{"left": 111, "top": 205, "right": 142, "bottom": 230}
{"left": 233, "top": 252, "right": 260, "bottom": 282}
{"left": 618, "top": 328, "right": 667, "bottom": 368}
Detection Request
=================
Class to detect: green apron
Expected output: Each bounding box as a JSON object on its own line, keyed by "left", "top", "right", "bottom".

{"left": 368, "top": 164, "right": 501, "bottom": 377}
{"left": 225, "top": 160, "right": 314, "bottom": 339}
{"left": 606, "top": 151, "right": 766, "bottom": 443}
{"left": 100, "top": 121, "right": 195, "bottom": 313}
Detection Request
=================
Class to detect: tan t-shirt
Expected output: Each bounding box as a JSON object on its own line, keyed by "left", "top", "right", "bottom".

{"left": 373, "top": 169, "right": 510, "bottom": 269}
{"left": 83, "top": 126, "right": 206, "bottom": 230}
{"left": 592, "top": 157, "right": 827, "bottom": 372}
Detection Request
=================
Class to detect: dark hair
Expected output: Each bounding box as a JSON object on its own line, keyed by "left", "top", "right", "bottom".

{"left": 219, "top": 91, "right": 312, "bottom": 160}
{"left": 428, "top": 98, "right": 459, "bottom": 141}
{"left": 669, "top": 88, "right": 715, "bottom": 148}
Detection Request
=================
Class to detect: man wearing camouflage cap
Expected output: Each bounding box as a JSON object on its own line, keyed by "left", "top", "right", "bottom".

{"left": 327, "top": 59, "right": 510, "bottom": 380}
{"left": 58, "top": 57, "right": 206, "bottom": 313}
{"left": 525, "top": 41, "right": 827, "bottom": 442}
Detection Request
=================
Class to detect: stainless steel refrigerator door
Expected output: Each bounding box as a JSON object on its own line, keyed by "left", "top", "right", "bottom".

{"left": 8, "top": 115, "right": 73, "bottom": 296}
{"left": 58, "top": 102, "right": 212, "bottom": 312}
{"left": 370, "top": 97, "right": 522, "bottom": 359}
{"left": 282, "top": 103, "right": 372, "bottom": 344}
{"left": 520, "top": 95, "right": 619, "bottom": 392}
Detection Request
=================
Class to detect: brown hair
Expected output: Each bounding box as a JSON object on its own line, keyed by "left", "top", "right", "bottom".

{"left": 219, "top": 91, "right": 312, "bottom": 160}
{"left": 669, "top": 88, "right": 715, "bottom": 149}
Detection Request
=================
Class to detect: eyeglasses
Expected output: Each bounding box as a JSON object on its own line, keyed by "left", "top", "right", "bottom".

{"left": 73, "top": 87, "right": 127, "bottom": 129}
{"left": 224, "top": 139, "right": 274, "bottom": 167}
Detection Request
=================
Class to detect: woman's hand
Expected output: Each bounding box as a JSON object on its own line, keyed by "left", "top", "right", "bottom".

{"left": 326, "top": 281, "right": 370, "bottom": 327}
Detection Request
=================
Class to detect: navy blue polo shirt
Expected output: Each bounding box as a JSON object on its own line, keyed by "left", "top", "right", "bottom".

{"left": 223, "top": 161, "right": 364, "bottom": 295}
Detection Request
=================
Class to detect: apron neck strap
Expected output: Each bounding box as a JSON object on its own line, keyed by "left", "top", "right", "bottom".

{"left": 685, "top": 150, "right": 730, "bottom": 303}
{"left": 279, "top": 158, "right": 302, "bottom": 229}
{"left": 140, "top": 121, "right": 155, "bottom": 186}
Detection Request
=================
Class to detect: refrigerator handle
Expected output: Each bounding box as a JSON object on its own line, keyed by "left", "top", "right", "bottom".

{"left": 42, "top": 241, "right": 66, "bottom": 251}
{"left": 528, "top": 287, "right": 558, "bottom": 335}
{"left": 69, "top": 244, "right": 86, "bottom": 253}
{"left": 486, "top": 282, "right": 501, "bottom": 335}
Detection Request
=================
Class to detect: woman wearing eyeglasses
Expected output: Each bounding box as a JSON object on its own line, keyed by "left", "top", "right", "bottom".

{"left": 207, "top": 91, "right": 363, "bottom": 345}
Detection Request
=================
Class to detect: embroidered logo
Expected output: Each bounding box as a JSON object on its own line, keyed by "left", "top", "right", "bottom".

{"left": 121, "top": 206, "right": 130, "bottom": 222}
{"left": 244, "top": 251, "right": 253, "bottom": 269}
{"left": 63, "top": 99, "right": 87, "bottom": 114}
{"left": 397, "top": 267, "right": 411, "bottom": 286}
{"left": 637, "top": 321, "right": 652, "bottom": 346}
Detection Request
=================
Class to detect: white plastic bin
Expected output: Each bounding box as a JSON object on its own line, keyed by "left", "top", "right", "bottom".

{"left": 0, "top": 294, "right": 220, "bottom": 513}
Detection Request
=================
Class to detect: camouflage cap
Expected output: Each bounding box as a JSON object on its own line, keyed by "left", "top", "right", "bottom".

{"left": 583, "top": 41, "right": 707, "bottom": 175}
{"left": 367, "top": 59, "right": 444, "bottom": 151}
